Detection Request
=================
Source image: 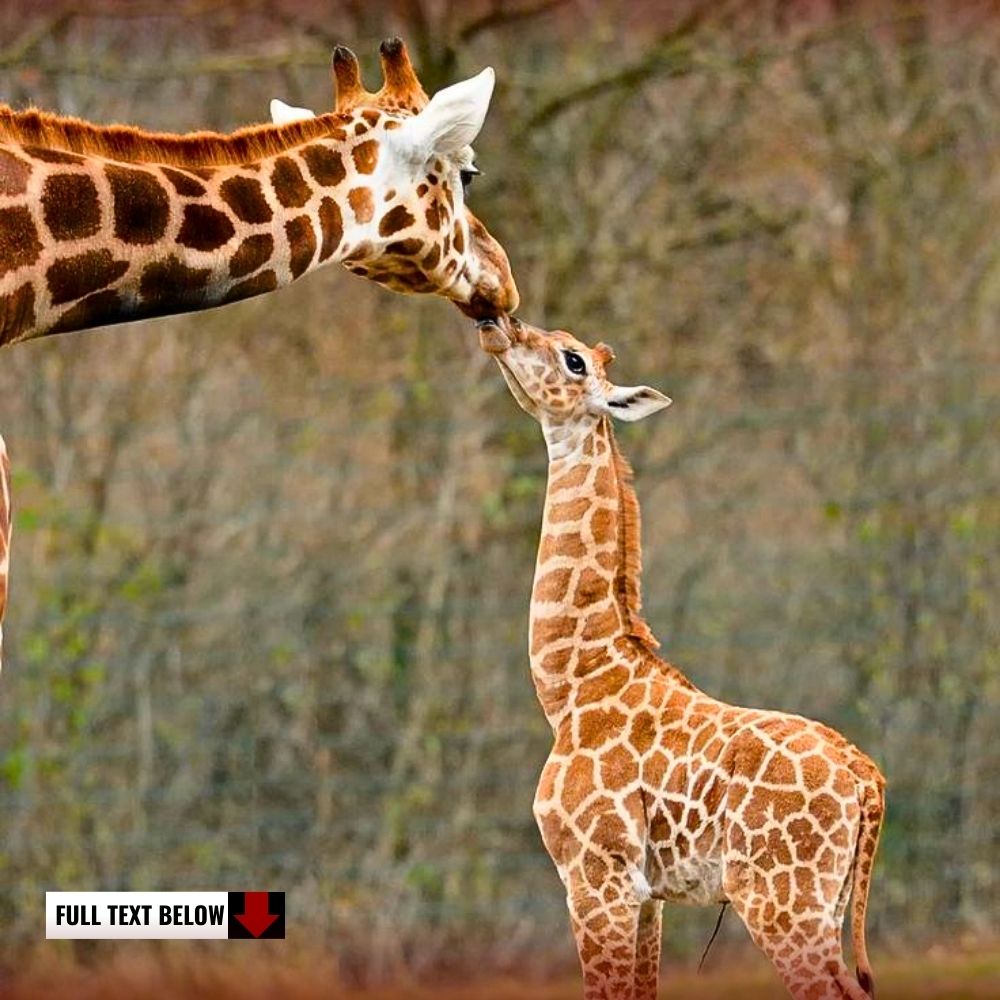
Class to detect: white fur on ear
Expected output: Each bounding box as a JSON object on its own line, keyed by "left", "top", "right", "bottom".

{"left": 600, "top": 385, "right": 672, "bottom": 422}
{"left": 393, "top": 67, "right": 495, "bottom": 159}
{"left": 270, "top": 99, "right": 316, "bottom": 125}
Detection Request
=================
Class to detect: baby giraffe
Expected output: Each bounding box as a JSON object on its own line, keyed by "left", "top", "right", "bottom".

{"left": 479, "top": 317, "right": 885, "bottom": 1000}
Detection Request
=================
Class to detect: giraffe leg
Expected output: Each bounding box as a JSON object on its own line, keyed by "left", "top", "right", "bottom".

{"left": 725, "top": 860, "right": 868, "bottom": 1000}
{"left": 566, "top": 867, "right": 643, "bottom": 1000}
{"left": 634, "top": 898, "right": 663, "bottom": 1000}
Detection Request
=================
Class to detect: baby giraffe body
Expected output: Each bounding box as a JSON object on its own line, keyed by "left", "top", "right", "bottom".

{"left": 0, "top": 40, "right": 517, "bottom": 346}
{"left": 480, "top": 318, "right": 885, "bottom": 1000}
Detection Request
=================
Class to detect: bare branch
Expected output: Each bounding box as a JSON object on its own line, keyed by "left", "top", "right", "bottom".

{"left": 521, "top": 13, "right": 705, "bottom": 131}
{"left": 459, "top": 0, "right": 570, "bottom": 43}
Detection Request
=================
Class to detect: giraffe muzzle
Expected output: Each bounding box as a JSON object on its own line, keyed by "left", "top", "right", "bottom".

{"left": 477, "top": 316, "right": 513, "bottom": 354}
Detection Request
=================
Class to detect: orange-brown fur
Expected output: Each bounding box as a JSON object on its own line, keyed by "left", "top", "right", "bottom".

{"left": 0, "top": 40, "right": 517, "bottom": 346}
{"left": 0, "top": 105, "right": 348, "bottom": 166}
{"left": 608, "top": 435, "right": 659, "bottom": 650}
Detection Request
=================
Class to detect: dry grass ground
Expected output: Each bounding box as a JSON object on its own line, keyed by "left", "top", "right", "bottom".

{"left": 6, "top": 946, "right": 999, "bottom": 1000}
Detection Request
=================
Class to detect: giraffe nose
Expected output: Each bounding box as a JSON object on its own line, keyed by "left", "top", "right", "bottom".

{"left": 477, "top": 317, "right": 511, "bottom": 354}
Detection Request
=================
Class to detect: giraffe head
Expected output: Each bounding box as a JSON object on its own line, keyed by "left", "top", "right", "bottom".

{"left": 479, "top": 317, "right": 671, "bottom": 432}
{"left": 271, "top": 39, "right": 518, "bottom": 318}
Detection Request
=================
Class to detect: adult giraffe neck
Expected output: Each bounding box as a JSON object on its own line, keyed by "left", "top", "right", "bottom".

{"left": 530, "top": 416, "right": 676, "bottom": 727}
{"left": 0, "top": 127, "right": 378, "bottom": 346}
{"left": 0, "top": 90, "right": 518, "bottom": 345}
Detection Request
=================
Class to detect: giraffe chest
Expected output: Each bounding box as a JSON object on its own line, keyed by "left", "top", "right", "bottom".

{"left": 638, "top": 709, "right": 733, "bottom": 904}
{"left": 643, "top": 781, "right": 727, "bottom": 905}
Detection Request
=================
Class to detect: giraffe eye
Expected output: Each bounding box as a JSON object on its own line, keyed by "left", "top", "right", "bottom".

{"left": 563, "top": 351, "right": 587, "bottom": 376}
{"left": 460, "top": 166, "right": 480, "bottom": 193}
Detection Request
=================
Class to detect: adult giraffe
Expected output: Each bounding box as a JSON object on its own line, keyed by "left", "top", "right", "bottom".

{"left": 479, "top": 317, "right": 885, "bottom": 1000}
{"left": 0, "top": 38, "right": 518, "bottom": 346}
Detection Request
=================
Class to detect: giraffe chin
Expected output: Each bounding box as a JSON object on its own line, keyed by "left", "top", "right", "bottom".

{"left": 490, "top": 355, "right": 539, "bottom": 419}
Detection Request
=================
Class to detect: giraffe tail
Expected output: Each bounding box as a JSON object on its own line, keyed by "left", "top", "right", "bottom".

{"left": 849, "top": 775, "right": 885, "bottom": 999}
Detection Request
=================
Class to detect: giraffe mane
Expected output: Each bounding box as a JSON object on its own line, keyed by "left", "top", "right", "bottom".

{"left": 0, "top": 105, "right": 353, "bottom": 166}
{"left": 607, "top": 423, "right": 660, "bottom": 651}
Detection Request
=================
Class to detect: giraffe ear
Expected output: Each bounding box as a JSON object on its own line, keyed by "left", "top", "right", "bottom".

{"left": 394, "top": 67, "right": 495, "bottom": 158}
{"left": 599, "top": 385, "right": 672, "bottom": 422}
{"left": 270, "top": 99, "right": 316, "bottom": 125}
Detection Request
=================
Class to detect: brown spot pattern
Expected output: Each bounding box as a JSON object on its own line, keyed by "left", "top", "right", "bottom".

{"left": 106, "top": 165, "right": 169, "bottom": 244}
{"left": 224, "top": 269, "right": 278, "bottom": 303}
{"left": 578, "top": 707, "right": 626, "bottom": 749}
{"left": 47, "top": 249, "right": 129, "bottom": 305}
{"left": 425, "top": 202, "right": 442, "bottom": 231}
{"left": 629, "top": 712, "right": 656, "bottom": 754}
{"left": 581, "top": 606, "right": 620, "bottom": 641}
{"left": 351, "top": 140, "right": 379, "bottom": 174}
{"left": 378, "top": 205, "right": 415, "bottom": 237}
{"left": 540, "top": 532, "right": 587, "bottom": 561}
{"left": 551, "top": 466, "right": 590, "bottom": 492}
{"left": 562, "top": 757, "right": 595, "bottom": 813}
{"left": 52, "top": 289, "right": 121, "bottom": 334}
{"left": 541, "top": 648, "right": 572, "bottom": 674}
{"left": 301, "top": 145, "right": 346, "bottom": 187}
{"left": 317, "top": 197, "right": 343, "bottom": 261}
{"left": 532, "top": 615, "right": 575, "bottom": 656}
{"left": 385, "top": 238, "right": 423, "bottom": 257}
{"left": 139, "top": 255, "right": 211, "bottom": 311}
{"left": 286, "top": 215, "right": 317, "bottom": 280}
{"left": 177, "top": 204, "right": 235, "bottom": 252}
{"left": 577, "top": 666, "right": 627, "bottom": 705}
{"left": 0, "top": 282, "right": 35, "bottom": 345}
{"left": 230, "top": 234, "right": 274, "bottom": 278}
{"left": 348, "top": 187, "right": 374, "bottom": 224}
{"left": 573, "top": 568, "right": 610, "bottom": 607}
{"left": 0, "top": 206, "right": 42, "bottom": 276}
{"left": 551, "top": 498, "right": 592, "bottom": 524}
{"left": 160, "top": 167, "right": 206, "bottom": 197}
{"left": 599, "top": 745, "right": 638, "bottom": 789}
{"left": 24, "top": 146, "right": 82, "bottom": 164}
{"left": 421, "top": 245, "right": 441, "bottom": 271}
{"left": 0, "top": 149, "right": 31, "bottom": 195}
{"left": 220, "top": 175, "right": 273, "bottom": 224}
{"left": 42, "top": 173, "right": 100, "bottom": 240}
{"left": 271, "top": 156, "right": 311, "bottom": 208}
{"left": 534, "top": 567, "right": 572, "bottom": 604}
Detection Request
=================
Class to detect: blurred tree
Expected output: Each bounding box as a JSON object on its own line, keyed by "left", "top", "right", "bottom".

{"left": 0, "top": 0, "right": 997, "bottom": 984}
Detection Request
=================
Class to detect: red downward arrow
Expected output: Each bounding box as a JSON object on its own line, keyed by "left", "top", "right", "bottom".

{"left": 235, "top": 892, "right": 278, "bottom": 937}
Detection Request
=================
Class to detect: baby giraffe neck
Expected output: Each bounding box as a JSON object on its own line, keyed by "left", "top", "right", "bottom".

{"left": 529, "top": 416, "right": 662, "bottom": 726}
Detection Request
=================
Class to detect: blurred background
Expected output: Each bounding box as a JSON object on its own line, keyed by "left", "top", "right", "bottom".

{"left": 0, "top": 0, "right": 997, "bottom": 989}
